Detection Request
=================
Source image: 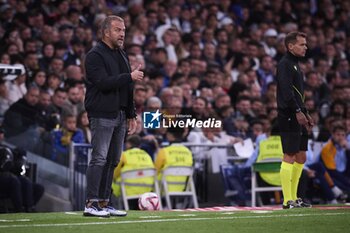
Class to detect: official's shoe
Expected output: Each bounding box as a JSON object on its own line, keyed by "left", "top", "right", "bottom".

{"left": 103, "top": 206, "right": 127, "bottom": 217}
{"left": 282, "top": 200, "right": 298, "bottom": 209}
{"left": 83, "top": 202, "right": 110, "bottom": 217}
{"left": 295, "top": 198, "right": 312, "bottom": 208}
{"left": 337, "top": 193, "right": 348, "bottom": 203}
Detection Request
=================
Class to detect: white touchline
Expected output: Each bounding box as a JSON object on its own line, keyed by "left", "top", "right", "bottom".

{"left": 0, "top": 219, "right": 31, "bottom": 223}
{"left": 0, "top": 213, "right": 347, "bottom": 229}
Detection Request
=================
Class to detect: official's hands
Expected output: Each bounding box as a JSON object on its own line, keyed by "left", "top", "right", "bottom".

{"left": 305, "top": 113, "right": 314, "bottom": 132}
{"left": 131, "top": 64, "right": 143, "bottom": 82}
{"left": 296, "top": 111, "right": 309, "bottom": 128}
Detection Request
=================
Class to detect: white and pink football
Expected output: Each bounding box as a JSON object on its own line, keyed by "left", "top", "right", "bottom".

{"left": 138, "top": 192, "right": 160, "bottom": 211}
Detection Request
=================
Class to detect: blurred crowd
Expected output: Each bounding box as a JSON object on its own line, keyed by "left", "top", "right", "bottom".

{"left": 0, "top": 0, "right": 349, "bottom": 205}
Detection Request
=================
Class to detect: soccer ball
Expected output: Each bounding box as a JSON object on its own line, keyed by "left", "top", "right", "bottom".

{"left": 138, "top": 192, "right": 160, "bottom": 211}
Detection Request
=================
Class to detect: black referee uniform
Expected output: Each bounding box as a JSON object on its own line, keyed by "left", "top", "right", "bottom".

{"left": 276, "top": 51, "right": 308, "bottom": 154}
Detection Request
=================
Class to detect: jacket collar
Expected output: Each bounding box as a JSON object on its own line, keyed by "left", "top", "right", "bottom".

{"left": 98, "top": 40, "right": 115, "bottom": 51}
{"left": 287, "top": 51, "right": 299, "bottom": 62}
{"left": 286, "top": 51, "right": 299, "bottom": 62}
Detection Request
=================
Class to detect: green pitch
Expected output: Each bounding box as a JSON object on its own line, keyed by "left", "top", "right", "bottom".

{"left": 1, "top": 208, "right": 349, "bottom": 233}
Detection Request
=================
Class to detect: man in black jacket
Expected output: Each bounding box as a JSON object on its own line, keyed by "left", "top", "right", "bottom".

{"left": 83, "top": 15, "right": 143, "bottom": 217}
{"left": 276, "top": 31, "right": 314, "bottom": 209}
{"left": 3, "top": 85, "right": 41, "bottom": 138}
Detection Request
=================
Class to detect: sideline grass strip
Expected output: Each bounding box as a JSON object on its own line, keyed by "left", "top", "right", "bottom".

{"left": 0, "top": 208, "right": 349, "bottom": 233}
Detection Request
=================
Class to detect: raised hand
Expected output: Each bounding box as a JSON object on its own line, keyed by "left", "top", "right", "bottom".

{"left": 131, "top": 64, "right": 143, "bottom": 82}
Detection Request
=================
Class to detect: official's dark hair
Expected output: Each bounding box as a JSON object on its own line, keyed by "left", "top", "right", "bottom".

{"left": 284, "top": 31, "right": 306, "bottom": 49}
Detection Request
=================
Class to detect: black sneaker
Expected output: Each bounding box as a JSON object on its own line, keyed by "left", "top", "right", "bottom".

{"left": 282, "top": 200, "right": 298, "bottom": 209}
{"left": 295, "top": 198, "right": 312, "bottom": 208}
{"left": 83, "top": 202, "right": 110, "bottom": 217}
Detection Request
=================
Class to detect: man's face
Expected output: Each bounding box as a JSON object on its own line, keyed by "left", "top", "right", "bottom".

{"left": 332, "top": 129, "right": 346, "bottom": 144}
{"left": 25, "top": 88, "right": 40, "bottom": 106}
{"left": 236, "top": 100, "right": 251, "bottom": 114}
{"left": 51, "top": 59, "right": 64, "bottom": 72}
{"left": 106, "top": 20, "right": 125, "bottom": 49}
{"left": 39, "top": 92, "right": 51, "bottom": 107}
{"left": 68, "top": 87, "right": 81, "bottom": 104}
{"left": 261, "top": 56, "right": 273, "bottom": 71}
{"left": 193, "top": 98, "right": 205, "bottom": 114}
{"left": 53, "top": 91, "right": 67, "bottom": 107}
{"left": 134, "top": 89, "right": 146, "bottom": 105}
{"left": 289, "top": 36, "right": 307, "bottom": 57}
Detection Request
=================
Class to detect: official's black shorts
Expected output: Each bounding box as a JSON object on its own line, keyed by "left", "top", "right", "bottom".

{"left": 277, "top": 113, "right": 308, "bottom": 154}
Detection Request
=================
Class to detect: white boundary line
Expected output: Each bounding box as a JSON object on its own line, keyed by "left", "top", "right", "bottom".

{"left": 0, "top": 212, "right": 347, "bottom": 229}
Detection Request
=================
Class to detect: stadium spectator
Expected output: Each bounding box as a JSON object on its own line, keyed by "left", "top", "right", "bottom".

{"left": 77, "top": 110, "right": 91, "bottom": 144}
{"left": 261, "top": 28, "right": 278, "bottom": 58}
{"left": 5, "top": 67, "right": 27, "bottom": 105}
{"left": 65, "top": 65, "right": 84, "bottom": 82}
{"left": 46, "top": 72, "right": 62, "bottom": 96}
{"left": 3, "top": 85, "right": 41, "bottom": 139}
{"left": 0, "top": 79, "right": 10, "bottom": 117}
{"left": 46, "top": 87, "right": 69, "bottom": 123}
{"left": 321, "top": 125, "right": 350, "bottom": 194}
{"left": 155, "top": 126, "right": 193, "bottom": 206}
{"left": 112, "top": 135, "right": 155, "bottom": 210}
{"left": 256, "top": 55, "right": 275, "bottom": 95}
{"left": 48, "top": 57, "right": 65, "bottom": 80}
{"left": 30, "top": 70, "right": 47, "bottom": 90}
{"left": 37, "top": 89, "right": 53, "bottom": 129}
{"left": 0, "top": 53, "right": 11, "bottom": 64}
{"left": 23, "top": 52, "right": 40, "bottom": 79}
{"left": 134, "top": 85, "right": 147, "bottom": 114}
{"left": 304, "top": 71, "right": 330, "bottom": 107}
{"left": 62, "top": 85, "right": 85, "bottom": 117}
{"left": 39, "top": 43, "right": 55, "bottom": 71}
{"left": 51, "top": 114, "right": 85, "bottom": 165}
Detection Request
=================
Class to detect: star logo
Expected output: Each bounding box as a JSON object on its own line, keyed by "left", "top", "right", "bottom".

{"left": 150, "top": 109, "right": 162, "bottom": 123}
{"left": 143, "top": 110, "right": 162, "bottom": 129}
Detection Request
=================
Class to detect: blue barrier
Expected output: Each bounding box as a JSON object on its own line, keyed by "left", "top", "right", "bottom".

{"left": 69, "top": 143, "right": 91, "bottom": 211}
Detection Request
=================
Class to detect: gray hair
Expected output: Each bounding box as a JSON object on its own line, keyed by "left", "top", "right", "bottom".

{"left": 146, "top": 96, "right": 162, "bottom": 108}
{"left": 100, "top": 15, "right": 124, "bottom": 36}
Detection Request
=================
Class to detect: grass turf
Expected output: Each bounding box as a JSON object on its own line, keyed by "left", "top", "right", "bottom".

{"left": 0, "top": 208, "right": 349, "bottom": 233}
